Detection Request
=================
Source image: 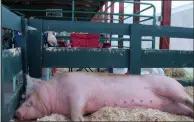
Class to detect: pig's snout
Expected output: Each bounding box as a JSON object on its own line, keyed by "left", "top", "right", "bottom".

{"left": 15, "top": 109, "right": 24, "bottom": 120}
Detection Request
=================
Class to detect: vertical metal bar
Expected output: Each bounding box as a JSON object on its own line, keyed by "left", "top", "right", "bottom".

{"left": 129, "top": 24, "right": 141, "bottom": 74}
{"left": 159, "top": 0, "right": 171, "bottom": 49}
{"left": 13, "top": 76, "right": 17, "bottom": 91}
{"left": 152, "top": 2, "right": 157, "bottom": 49}
{"left": 118, "top": 1, "right": 124, "bottom": 48}
{"left": 12, "top": 31, "right": 17, "bottom": 91}
{"left": 1, "top": 27, "right": 5, "bottom": 122}
{"left": 133, "top": 0, "right": 140, "bottom": 23}
{"left": 21, "top": 18, "right": 28, "bottom": 93}
{"left": 28, "top": 19, "right": 43, "bottom": 78}
{"left": 72, "top": 0, "right": 75, "bottom": 21}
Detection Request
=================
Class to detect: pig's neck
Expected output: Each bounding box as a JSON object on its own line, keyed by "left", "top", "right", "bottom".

{"left": 43, "top": 81, "right": 58, "bottom": 114}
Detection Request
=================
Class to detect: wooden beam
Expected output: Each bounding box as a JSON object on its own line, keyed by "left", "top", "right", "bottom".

{"left": 133, "top": 0, "right": 140, "bottom": 22}
{"left": 159, "top": 0, "right": 172, "bottom": 49}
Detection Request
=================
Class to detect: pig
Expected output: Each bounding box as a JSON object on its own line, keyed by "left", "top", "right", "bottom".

{"left": 15, "top": 72, "right": 194, "bottom": 121}
{"left": 45, "top": 31, "right": 58, "bottom": 46}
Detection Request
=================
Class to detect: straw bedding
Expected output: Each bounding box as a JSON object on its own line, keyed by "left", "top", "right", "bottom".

{"left": 37, "top": 69, "right": 193, "bottom": 121}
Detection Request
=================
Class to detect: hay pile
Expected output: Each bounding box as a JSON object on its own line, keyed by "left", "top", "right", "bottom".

{"left": 37, "top": 86, "right": 193, "bottom": 121}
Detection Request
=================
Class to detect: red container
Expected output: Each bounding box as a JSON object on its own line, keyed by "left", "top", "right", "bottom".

{"left": 70, "top": 33, "right": 100, "bottom": 48}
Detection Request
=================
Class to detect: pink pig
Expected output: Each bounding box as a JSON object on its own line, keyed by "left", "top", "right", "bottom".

{"left": 15, "top": 72, "right": 194, "bottom": 121}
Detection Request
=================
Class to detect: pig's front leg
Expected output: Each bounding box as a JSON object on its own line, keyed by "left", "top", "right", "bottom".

{"left": 68, "top": 92, "right": 85, "bottom": 121}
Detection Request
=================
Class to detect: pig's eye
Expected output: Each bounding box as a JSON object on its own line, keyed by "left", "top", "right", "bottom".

{"left": 26, "top": 101, "right": 33, "bottom": 107}
{"left": 29, "top": 101, "right": 33, "bottom": 106}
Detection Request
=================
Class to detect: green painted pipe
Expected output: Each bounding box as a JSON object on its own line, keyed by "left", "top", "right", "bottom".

{"left": 139, "top": 17, "right": 153, "bottom": 23}
{"left": 56, "top": 36, "right": 153, "bottom": 42}
{"left": 10, "top": 9, "right": 154, "bottom": 18}
{"left": 123, "top": 5, "right": 153, "bottom": 20}
{"left": 95, "top": 2, "right": 115, "bottom": 20}
{"left": 72, "top": 0, "right": 75, "bottom": 21}
{"left": 37, "top": 16, "right": 120, "bottom": 21}
{"left": 13, "top": 76, "right": 17, "bottom": 91}
{"left": 152, "top": 2, "right": 157, "bottom": 49}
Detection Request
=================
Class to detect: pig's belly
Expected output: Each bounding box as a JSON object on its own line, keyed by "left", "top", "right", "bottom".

{"left": 85, "top": 84, "right": 168, "bottom": 113}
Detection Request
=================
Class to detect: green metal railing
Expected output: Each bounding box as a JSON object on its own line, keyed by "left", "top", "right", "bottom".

{"left": 10, "top": 0, "right": 157, "bottom": 49}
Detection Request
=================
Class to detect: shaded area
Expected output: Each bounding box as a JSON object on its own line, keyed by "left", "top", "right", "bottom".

{"left": 2, "top": 0, "right": 106, "bottom": 21}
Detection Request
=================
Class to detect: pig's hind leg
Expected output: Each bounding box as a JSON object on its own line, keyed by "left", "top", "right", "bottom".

{"left": 163, "top": 102, "right": 194, "bottom": 118}
{"left": 150, "top": 79, "right": 194, "bottom": 111}
{"left": 68, "top": 91, "right": 85, "bottom": 121}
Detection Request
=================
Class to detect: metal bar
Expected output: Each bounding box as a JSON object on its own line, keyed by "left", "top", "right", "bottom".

{"left": 42, "top": 47, "right": 193, "bottom": 68}
{"left": 1, "top": 28, "right": 5, "bottom": 122}
{"left": 2, "top": 6, "right": 22, "bottom": 31}
{"left": 13, "top": 76, "right": 17, "bottom": 91}
{"left": 10, "top": 9, "right": 154, "bottom": 18}
{"left": 72, "top": 0, "right": 75, "bottom": 21}
{"left": 139, "top": 17, "right": 153, "bottom": 22}
{"left": 43, "top": 20, "right": 131, "bottom": 35}
{"left": 137, "top": 24, "right": 194, "bottom": 39}
{"left": 2, "top": 48, "right": 22, "bottom": 82}
{"left": 21, "top": 18, "right": 28, "bottom": 94}
{"left": 56, "top": 35, "right": 153, "bottom": 41}
{"left": 28, "top": 19, "right": 43, "bottom": 78}
{"left": 129, "top": 24, "right": 141, "bottom": 74}
{"left": 133, "top": 0, "right": 140, "bottom": 23}
{"left": 123, "top": 5, "right": 152, "bottom": 20}
{"left": 125, "top": 6, "right": 151, "bottom": 20}
{"left": 95, "top": 2, "right": 115, "bottom": 20}
{"left": 159, "top": 0, "right": 172, "bottom": 49}
{"left": 37, "top": 16, "right": 120, "bottom": 21}
{"left": 151, "top": 0, "right": 157, "bottom": 49}
{"left": 141, "top": 49, "right": 193, "bottom": 68}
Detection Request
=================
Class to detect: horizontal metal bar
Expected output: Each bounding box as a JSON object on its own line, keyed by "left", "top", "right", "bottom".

{"left": 36, "top": 16, "right": 120, "bottom": 21}
{"left": 137, "top": 24, "right": 194, "bottom": 39}
{"left": 2, "top": 5, "right": 22, "bottom": 31}
{"left": 42, "top": 20, "right": 131, "bottom": 35}
{"left": 42, "top": 47, "right": 128, "bottom": 68}
{"left": 141, "top": 49, "right": 193, "bottom": 68}
{"left": 42, "top": 47, "right": 193, "bottom": 68}
{"left": 2, "top": 48, "right": 22, "bottom": 82}
{"left": 123, "top": 5, "right": 153, "bottom": 20}
{"left": 56, "top": 35, "right": 153, "bottom": 41}
{"left": 10, "top": 9, "right": 154, "bottom": 18}
{"left": 139, "top": 17, "right": 153, "bottom": 23}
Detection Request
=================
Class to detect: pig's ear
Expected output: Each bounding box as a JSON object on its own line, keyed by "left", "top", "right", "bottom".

{"left": 34, "top": 80, "right": 42, "bottom": 89}
{"left": 26, "top": 74, "right": 35, "bottom": 85}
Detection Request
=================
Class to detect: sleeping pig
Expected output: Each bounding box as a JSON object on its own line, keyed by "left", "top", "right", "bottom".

{"left": 15, "top": 72, "right": 194, "bottom": 121}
